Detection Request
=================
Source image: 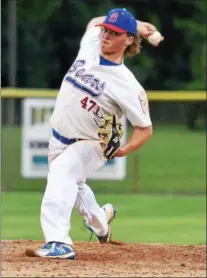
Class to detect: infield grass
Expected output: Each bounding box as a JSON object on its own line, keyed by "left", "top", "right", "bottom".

{"left": 2, "top": 192, "right": 206, "bottom": 245}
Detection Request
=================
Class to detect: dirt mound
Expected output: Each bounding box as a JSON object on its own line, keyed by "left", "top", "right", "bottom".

{"left": 1, "top": 240, "right": 206, "bottom": 277}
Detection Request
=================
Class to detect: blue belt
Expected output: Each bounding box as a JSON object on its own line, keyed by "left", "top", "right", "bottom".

{"left": 52, "top": 129, "right": 78, "bottom": 145}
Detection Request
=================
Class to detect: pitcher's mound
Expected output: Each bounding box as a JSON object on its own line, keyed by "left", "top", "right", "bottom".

{"left": 2, "top": 240, "right": 206, "bottom": 277}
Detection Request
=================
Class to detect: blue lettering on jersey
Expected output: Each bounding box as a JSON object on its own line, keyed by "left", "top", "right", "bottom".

{"left": 68, "top": 60, "right": 86, "bottom": 73}
{"left": 65, "top": 60, "right": 106, "bottom": 96}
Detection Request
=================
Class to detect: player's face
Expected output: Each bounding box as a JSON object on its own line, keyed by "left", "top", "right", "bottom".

{"left": 100, "top": 27, "right": 133, "bottom": 55}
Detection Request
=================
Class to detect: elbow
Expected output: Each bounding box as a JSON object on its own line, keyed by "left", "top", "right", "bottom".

{"left": 86, "top": 18, "right": 96, "bottom": 29}
{"left": 140, "top": 125, "right": 152, "bottom": 140}
{"left": 87, "top": 16, "right": 104, "bottom": 30}
{"left": 135, "top": 125, "right": 153, "bottom": 139}
{"left": 142, "top": 125, "right": 153, "bottom": 145}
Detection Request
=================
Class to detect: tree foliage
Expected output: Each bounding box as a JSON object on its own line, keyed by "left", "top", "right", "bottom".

{"left": 2, "top": 0, "right": 206, "bottom": 90}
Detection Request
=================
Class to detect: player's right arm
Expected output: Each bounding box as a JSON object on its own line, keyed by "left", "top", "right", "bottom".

{"left": 86, "top": 17, "right": 105, "bottom": 30}
{"left": 85, "top": 16, "right": 162, "bottom": 45}
{"left": 79, "top": 14, "right": 163, "bottom": 52}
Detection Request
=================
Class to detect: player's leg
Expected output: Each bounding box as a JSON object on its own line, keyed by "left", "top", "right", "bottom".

{"left": 75, "top": 183, "right": 116, "bottom": 242}
{"left": 40, "top": 153, "right": 79, "bottom": 245}
{"left": 35, "top": 143, "right": 82, "bottom": 259}
{"left": 75, "top": 182, "right": 108, "bottom": 236}
{"left": 68, "top": 139, "right": 116, "bottom": 241}
{"left": 35, "top": 139, "right": 107, "bottom": 258}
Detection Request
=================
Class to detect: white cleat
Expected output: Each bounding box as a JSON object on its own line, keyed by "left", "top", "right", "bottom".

{"left": 84, "top": 203, "right": 117, "bottom": 243}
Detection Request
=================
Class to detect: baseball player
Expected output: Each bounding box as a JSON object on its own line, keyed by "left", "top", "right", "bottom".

{"left": 35, "top": 8, "right": 164, "bottom": 259}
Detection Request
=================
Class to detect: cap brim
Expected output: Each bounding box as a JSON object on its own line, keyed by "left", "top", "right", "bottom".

{"left": 95, "top": 23, "right": 126, "bottom": 33}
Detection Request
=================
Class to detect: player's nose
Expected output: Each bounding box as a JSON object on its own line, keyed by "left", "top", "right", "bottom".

{"left": 102, "top": 30, "right": 111, "bottom": 40}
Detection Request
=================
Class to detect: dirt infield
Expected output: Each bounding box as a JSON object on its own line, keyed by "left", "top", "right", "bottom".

{"left": 1, "top": 240, "right": 206, "bottom": 277}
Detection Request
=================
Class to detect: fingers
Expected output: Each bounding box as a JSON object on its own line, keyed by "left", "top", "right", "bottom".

{"left": 146, "top": 23, "right": 157, "bottom": 32}
{"left": 146, "top": 30, "right": 154, "bottom": 37}
{"left": 140, "top": 27, "right": 157, "bottom": 39}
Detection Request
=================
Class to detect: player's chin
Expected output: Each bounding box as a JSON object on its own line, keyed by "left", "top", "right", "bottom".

{"left": 101, "top": 46, "right": 113, "bottom": 55}
{"left": 101, "top": 45, "right": 108, "bottom": 51}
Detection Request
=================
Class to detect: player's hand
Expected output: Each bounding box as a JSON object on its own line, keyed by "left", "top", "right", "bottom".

{"left": 138, "top": 21, "right": 164, "bottom": 46}
{"left": 138, "top": 21, "right": 156, "bottom": 38}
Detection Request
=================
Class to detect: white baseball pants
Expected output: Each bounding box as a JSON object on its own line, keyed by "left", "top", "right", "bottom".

{"left": 40, "top": 137, "right": 108, "bottom": 245}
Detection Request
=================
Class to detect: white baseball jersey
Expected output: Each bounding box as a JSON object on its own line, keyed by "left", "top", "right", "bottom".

{"left": 50, "top": 27, "right": 152, "bottom": 140}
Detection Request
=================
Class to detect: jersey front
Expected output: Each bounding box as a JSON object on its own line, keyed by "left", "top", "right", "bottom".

{"left": 50, "top": 27, "right": 152, "bottom": 140}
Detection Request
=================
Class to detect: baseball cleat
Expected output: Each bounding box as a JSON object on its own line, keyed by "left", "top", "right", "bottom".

{"left": 35, "top": 241, "right": 75, "bottom": 259}
{"left": 84, "top": 203, "right": 117, "bottom": 243}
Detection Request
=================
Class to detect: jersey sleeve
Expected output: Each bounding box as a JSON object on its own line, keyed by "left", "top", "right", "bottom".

{"left": 116, "top": 83, "right": 152, "bottom": 127}
{"left": 78, "top": 27, "right": 100, "bottom": 57}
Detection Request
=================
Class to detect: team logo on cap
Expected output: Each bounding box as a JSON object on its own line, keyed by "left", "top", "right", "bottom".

{"left": 108, "top": 12, "right": 119, "bottom": 22}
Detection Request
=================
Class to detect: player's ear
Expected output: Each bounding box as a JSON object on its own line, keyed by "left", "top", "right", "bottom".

{"left": 125, "top": 36, "right": 134, "bottom": 47}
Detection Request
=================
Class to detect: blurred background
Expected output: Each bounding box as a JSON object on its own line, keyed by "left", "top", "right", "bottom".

{"left": 1, "top": 0, "right": 206, "bottom": 244}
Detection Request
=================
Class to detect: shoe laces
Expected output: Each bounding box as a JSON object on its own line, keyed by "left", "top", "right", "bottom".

{"left": 83, "top": 220, "right": 94, "bottom": 242}
{"left": 43, "top": 242, "right": 53, "bottom": 250}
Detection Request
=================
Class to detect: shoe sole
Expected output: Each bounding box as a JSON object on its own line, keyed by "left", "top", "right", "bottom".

{"left": 35, "top": 251, "right": 75, "bottom": 259}
{"left": 26, "top": 248, "right": 76, "bottom": 259}
{"left": 25, "top": 248, "right": 76, "bottom": 260}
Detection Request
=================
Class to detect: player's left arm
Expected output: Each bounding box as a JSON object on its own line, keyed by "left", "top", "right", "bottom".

{"left": 113, "top": 86, "right": 153, "bottom": 157}
{"left": 114, "top": 125, "right": 152, "bottom": 157}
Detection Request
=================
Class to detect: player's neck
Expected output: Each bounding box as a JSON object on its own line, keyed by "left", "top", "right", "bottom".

{"left": 100, "top": 51, "right": 123, "bottom": 64}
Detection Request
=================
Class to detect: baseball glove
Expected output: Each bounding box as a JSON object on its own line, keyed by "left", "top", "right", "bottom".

{"left": 96, "top": 113, "right": 123, "bottom": 160}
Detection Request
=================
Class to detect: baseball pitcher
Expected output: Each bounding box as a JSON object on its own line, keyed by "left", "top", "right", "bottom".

{"left": 34, "top": 8, "right": 164, "bottom": 259}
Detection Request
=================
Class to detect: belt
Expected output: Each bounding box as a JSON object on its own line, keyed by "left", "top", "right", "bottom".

{"left": 52, "top": 129, "right": 78, "bottom": 145}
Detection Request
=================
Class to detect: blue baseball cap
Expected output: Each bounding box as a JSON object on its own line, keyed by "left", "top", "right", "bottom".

{"left": 96, "top": 8, "right": 137, "bottom": 35}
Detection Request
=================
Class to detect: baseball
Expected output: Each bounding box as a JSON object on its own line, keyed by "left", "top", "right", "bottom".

{"left": 148, "top": 31, "right": 162, "bottom": 45}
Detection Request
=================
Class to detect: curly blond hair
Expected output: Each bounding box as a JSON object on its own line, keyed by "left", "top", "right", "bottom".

{"left": 124, "top": 33, "right": 142, "bottom": 58}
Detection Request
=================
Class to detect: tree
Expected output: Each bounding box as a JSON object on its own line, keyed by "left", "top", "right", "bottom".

{"left": 3, "top": 0, "right": 206, "bottom": 90}
{"left": 17, "top": 0, "right": 61, "bottom": 87}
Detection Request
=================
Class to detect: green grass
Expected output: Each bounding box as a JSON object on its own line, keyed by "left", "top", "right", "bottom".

{"left": 138, "top": 125, "right": 206, "bottom": 193}
{"left": 2, "top": 125, "right": 206, "bottom": 193}
{"left": 2, "top": 192, "right": 206, "bottom": 245}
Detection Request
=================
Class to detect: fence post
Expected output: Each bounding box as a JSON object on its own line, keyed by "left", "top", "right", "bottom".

{"left": 7, "top": 0, "right": 17, "bottom": 124}
{"left": 131, "top": 154, "right": 139, "bottom": 193}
